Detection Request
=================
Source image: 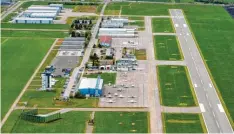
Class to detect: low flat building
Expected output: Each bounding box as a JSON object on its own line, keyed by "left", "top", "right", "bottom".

{"left": 28, "top": 6, "right": 60, "bottom": 13}
{"left": 13, "top": 17, "right": 53, "bottom": 24}
{"left": 49, "top": 4, "right": 63, "bottom": 10}
{"left": 98, "top": 28, "right": 137, "bottom": 37}
{"left": 23, "top": 10, "right": 58, "bottom": 15}
{"left": 77, "top": 77, "right": 103, "bottom": 97}
{"left": 99, "top": 36, "right": 112, "bottom": 47}
{"left": 30, "top": 13, "right": 57, "bottom": 19}
{"left": 116, "top": 58, "right": 137, "bottom": 71}
{"left": 99, "top": 60, "right": 114, "bottom": 70}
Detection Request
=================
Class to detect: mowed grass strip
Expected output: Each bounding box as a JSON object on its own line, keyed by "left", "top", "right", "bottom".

{"left": 1, "top": 23, "right": 70, "bottom": 30}
{"left": 152, "top": 18, "right": 174, "bottom": 33}
{"left": 1, "top": 110, "right": 91, "bottom": 133}
{"left": 83, "top": 73, "right": 116, "bottom": 84}
{"left": 154, "top": 35, "right": 183, "bottom": 60}
{"left": 1, "top": 38, "right": 54, "bottom": 119}
{"left": 163, "top": 113, "right": 206, "bottom": 133}
{"left": 157, "top": 65, "right": 196, "bottom": 106}
{"left": 93, "top": 112, "right": 149, "bottom": 133}
{"left": 1, "top": 30, "right": 69, "bottom": 38}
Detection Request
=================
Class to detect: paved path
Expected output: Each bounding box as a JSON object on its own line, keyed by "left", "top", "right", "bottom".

{"left": 144, "top": 16, "right": 163, "bottom": 133}
{"left": 154, "top": 60, "right": 186, "bottom": 66}
{"left": 153, "top": 33, "right": 177, "bottom": 35}
{"left": 170, "top": 9, "right": 233, "bottom": 133}
{"left": 85, "top": 112, "right": 95, "bottom": 133}
{"left": 14, "top": 107, "right": 149, "bottom": 112}
{"left": 102, "top": 15, "right": 171, "bottom": 18}
{"left": 2, "top": 28, "right": 69, "bottom": 32}
{"left": 0, "top": 39, "right": 59, "bottom": 128}
{"left": 1, "top": 1, "right": 24, "bottom": 21}
{"left": 161, "top": 106, "right": 201, "bottom": 113}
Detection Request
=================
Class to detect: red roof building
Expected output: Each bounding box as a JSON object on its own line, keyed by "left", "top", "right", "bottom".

{"left": 99, "top": 36, "right": 112, "bottom": 47}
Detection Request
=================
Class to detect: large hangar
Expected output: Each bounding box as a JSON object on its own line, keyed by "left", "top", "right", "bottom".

{"left": 77, "top": 76, "right": 103, "bottom": 97}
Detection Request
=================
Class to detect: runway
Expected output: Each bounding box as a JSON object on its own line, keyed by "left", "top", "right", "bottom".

{"left": 170, "top": 9, "right": 233, "bottom": 133}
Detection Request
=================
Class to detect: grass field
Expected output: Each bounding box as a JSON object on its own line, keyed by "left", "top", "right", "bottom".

{"left": 19, "top": 1, "right": 49, "bottom": 9}
{"left": 93, "top": 112, "right": 149, "bottom": 133}
{"left": 83, "top": 73, "right": 117, "bottom": 84}
{"left": 154, "top": 35, "right": 183, "bottom": 60}
{"left": 152, "top": 18, "right": 174, "bottom": 33}
{"left": 1, "top": 38, "right": 54, "bottom": 119}
{"left": 129, "top": 21, "right": 145, "bottom": 28}
{"left": 106, "top": 2, "right": 234, "bottom": 126}
{"left": 163, "top": 113, "right": 206, "bottom": 133}
{"left": 72, "top": 5, "right": 103, "bottom": 13}
{"left": 1, "top": 110, "right": 91, "bottom": 133}
{"left": 2, "top": 30, "right": 69, "bottom": 38}
{"left": 157, "top": 65, "right": 196, "bottom": 106}
{"left": 1, "top": 23, "right": 70, "bottom": 30}
{"left": 135, "top": 49, "right": 147, "bottom": 60}
{"left": 1, "top": 12, "right": 17, "bottom": 22}
{"left": 128, "top": 16, "right": 144, "bottom": 20}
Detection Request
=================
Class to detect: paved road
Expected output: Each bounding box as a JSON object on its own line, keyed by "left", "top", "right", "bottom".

{"left": 63, "top": 2, "right": 108, "bottom": 98}
{"left": 153, "top": 33, "right": 177, "bottom": 35}
{"left": 170, "top": 9, "right": 233, "bottom": 133}
{"left": 2, "top": 28, "right": 69, "bottom": 32}
{"left": 144, "top": 16, "right": 163, "bottom": 133}
{"left": 161, "top": 106, "right": 201, "bottom": 113}
{"left": 1, "top": 1, "right": 23, "bottom": 21}
{"left": 154, "top": 60, "right": 186, "bottom": 66}
{"left": 14, "top": 107, "right": 149, "bottom": 112}
{"left": 0, "top": 39, "right": 58, "bottom": 128}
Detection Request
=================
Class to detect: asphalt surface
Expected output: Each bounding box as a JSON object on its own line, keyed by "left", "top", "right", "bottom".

{"left": 170, "top": 9, "right": 233, "bottom": 133}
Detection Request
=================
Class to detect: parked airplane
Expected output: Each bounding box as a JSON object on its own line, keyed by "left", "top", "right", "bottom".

{"left": 107, "top": 99, "right": 115, "bottom": 103}
{"left": 128, "top": 100, "right": 137, "bottom": 103}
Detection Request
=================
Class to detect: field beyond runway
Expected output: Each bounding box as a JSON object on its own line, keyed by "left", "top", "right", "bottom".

{"left": 163, "top": 113, "right": 206, "bottom": 133}
{"left": 157, "top": 65, "right": 196, "bottom": 106}
{"left": 1, "top": 38, "right": 54, "bottom": 119}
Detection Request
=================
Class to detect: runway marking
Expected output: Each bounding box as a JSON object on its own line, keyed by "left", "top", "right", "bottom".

{"left": 194, "top": 84, "right": 197, "bottom": 87}
{"left": 175, "top": 24, "right": 179, "bottom": 27}
{"left": 199, "top": 103, "right": 205, "bottom": 112}
{"left": 208, "top": 102, "right": 212, "bottom": 107}
{"left": 183, "top": 24, "right": 187, "bottom": 27}
{"left": 216, "top": 120, "right": 220, "bottom": 128}
{"left": 205, "top": 93, "right": 208, "bottom": 98}
{"left": 209, "top": 84, "right": 212, "bottom": 88}
{"left": 218, "top": 104, "right": 225, "bottom": 112}
{"left": 186, "top": 33, "right": 189, "bottom": 36}
{"left": 213, "top": 111, "right": 216, "bottom": 117}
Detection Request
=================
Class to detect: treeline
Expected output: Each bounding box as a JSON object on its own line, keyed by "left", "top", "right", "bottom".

{"left": 48, "top": 2, "right": 99, "bottom": 5}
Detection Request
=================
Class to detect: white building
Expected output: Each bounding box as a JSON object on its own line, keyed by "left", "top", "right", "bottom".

{"left": 13, "top": 17, "right": 53, "bottom": 24}
{"left": 23, "top": 10, "right": 58, "bottom": 15}
{"left": 99, "top": 28, "right": 137, "bottom": 37}
{"left": 30, "top": 13, "right": 57, "bottom": 19}
{"left": 28, "top": 6, "right": 60, "bottom": 13}
{"left": 49, "top": 4, "right": 63, "bottom": 10}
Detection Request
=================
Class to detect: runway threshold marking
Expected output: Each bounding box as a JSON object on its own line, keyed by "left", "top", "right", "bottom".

{"left": 199, "top": 103, "right": 206, "bottom": 112}
{"left": 217, "top": 104, "right": 225, "bottom": 112}
{"left": 209, "top": 84, "right": 212, "bottom": 88}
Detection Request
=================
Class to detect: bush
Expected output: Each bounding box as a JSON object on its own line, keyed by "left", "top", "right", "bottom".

{"left": 74, "top": 91, "right": 85, "bottom": 99}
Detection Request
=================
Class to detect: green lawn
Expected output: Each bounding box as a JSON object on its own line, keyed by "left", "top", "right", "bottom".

{"left": 1, "top": 38, "right": 54, "bottom": 119}
{"left": 163, "top": 113, "right": 206, "bottom": 133}
{"left": 19, "top": 1, "right": 49, "bottom": 9}
{"left": 152, "top": 18, "right": 174, "bottom": 33}
{"left": 157, "top": 66, "right": 196, "bottom": 106}
{"left": 1, "top": 12, "right": 17, "bottom": 22}
{"left": 19, "top": 88, "right": 99, "bottom": 108}
{"left": 128, "top": 16, "right": 144, "bottom": 20}
{"left": 129, "top": 21, "right": 145, "bottom": 28}
{"left": 2, "top": 30, "right": 69, "bottom": 38}
{"left": 93, "top": 112, "right": 149, "bottom": 133}
{"left": 154, "top": 35, "right": 183, "bottom": 60}
{"left": 1, "top": 110, "right": 90, "bottom": 133}
{"left": 1, "top": 23, "right": 70, "bottom": 30}
{"left": 83, "top": 73, "right": 117, "bottom": 84}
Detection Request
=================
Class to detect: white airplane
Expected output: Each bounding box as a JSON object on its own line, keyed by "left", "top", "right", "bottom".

{"left": 114, "top": 93, "right": 118, "bottom": 96}
{"left": 107, "top": 99, "right": 115, "bottom": 103}
{"left": 131, "top": 85, "right": 135, "bottom": 87}
{"left": 117, "top": 88, "right": 123, "bottom": 91}
{"left": 128, "top": 95, "right": 137, "bottom": 98}
{"left": 118, "top": 94, "right": 125, "bottom": 98}
{"left": 128, "top": 100, "right": 137, "bottom": 103}
{"left": 113, "top": 85, "right": 116, "bottom": 88}
{"left": 107, "top": 95, "right": 113, "bottom": 98}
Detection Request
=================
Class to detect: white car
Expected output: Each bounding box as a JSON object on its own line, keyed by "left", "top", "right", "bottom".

{"left": 128, "top": 100, "right": 137, "bottom": 103}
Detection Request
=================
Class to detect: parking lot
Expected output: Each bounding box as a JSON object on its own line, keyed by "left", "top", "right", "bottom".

{"left": 99, "top": 61, "right": 148, "bottom": 107}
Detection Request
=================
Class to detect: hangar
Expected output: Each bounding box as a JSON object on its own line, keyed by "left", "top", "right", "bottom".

{"left": 77, "top": 76, "right": 103, "bottom": 97}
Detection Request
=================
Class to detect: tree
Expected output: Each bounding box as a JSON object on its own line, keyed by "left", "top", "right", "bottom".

{"left": 71, "top": 31, "right": 76, "bottom": 37}
{"left": 98, "top": 43, "right": 102, "bottom": 48}
{"left": 93, "top": 44, "right": 96, "bottom": 48}
{"left": 74, "top": 91, "right": 85, "bottom": 99}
